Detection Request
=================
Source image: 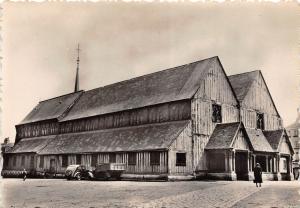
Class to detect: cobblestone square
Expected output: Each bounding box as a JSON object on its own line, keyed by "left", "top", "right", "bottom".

{"left": 1, "top": 179, "right": 300, "bottom": 208}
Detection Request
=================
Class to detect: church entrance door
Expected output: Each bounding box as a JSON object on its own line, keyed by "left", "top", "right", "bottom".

{"left": 50, "top": 159, "right": 56, "bottom": 173}
{"left": 235, "top": 151, "right": 248, "bottom": 180}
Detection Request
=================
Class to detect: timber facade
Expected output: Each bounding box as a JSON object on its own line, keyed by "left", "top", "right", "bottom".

{"left": 2, "top": 56, "right": 294, "bottom": 180}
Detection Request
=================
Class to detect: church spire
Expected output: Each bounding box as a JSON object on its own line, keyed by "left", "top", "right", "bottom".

{"left": 74, "top": 44, "right": 80, "bottom": 92}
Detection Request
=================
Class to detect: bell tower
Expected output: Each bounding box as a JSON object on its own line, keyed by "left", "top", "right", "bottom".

{"left": 74, "top": 44, "right": 80, "bottom": 92}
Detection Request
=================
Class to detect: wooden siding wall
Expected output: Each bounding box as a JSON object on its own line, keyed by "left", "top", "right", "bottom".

{"left": 126, "top": 152, "right": 168, "bottom": 174}
{"left": 193, "top": 135, "right": 209, "bottom": 171}
{"left": 191, "top": 63, "right": 239, "bottom": 171}
{"left": 233, "top": 130, "right": 250, "bottom": 150}
{"left": 192, "top": 100, "right": 239, "bottom": 135}
{"left": 16, "top": 121, "right": 59, "bottom": 140}
{"left": 37, "top": 152, "right": 168, "bottom": 174}
{"left": 37, "top": 155, "right": 59, "bottom": 172}
{"left": 168, "top": 122, "right": 193, "bottom": 175}
{"left": 207, "top": 151, "right": 226, "bottom": 172}
{"left": 241, "top": 108, "right": 281, "bottom": 130}
{"left": 191, "top": 63, "right": 239, "bottom": 136}
{"left": 241, "top": 74, "right": 282, "bottom": 130}
{"left": 60, "top": 101, "right": 190, "bottom": 134}
{"left": 279, "top": 138, "right": 292, "bottom": 155}
{"left": 6, "top": 153, "right": 36, "bottom": 170}
{"left": 16, "top": 101, "right": 190, "bottom": 140}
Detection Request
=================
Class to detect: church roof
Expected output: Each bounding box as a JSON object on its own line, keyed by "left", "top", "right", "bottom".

{"left": 60, "top": 57, "right": 220, "bottom": 121}
{"left": 228, "top": 70, "right": 259, "bottom": 102}
{"left": 264, "top": 129, "right": 294, "bottom": 154}
{"left": 245, "top": 128, "right": 275, "bottom": 153}
{"left": 19, "top": 91, "right": 83, "bottom": 125}
{"left": 7, "top": 135, "right": 56, "bottom": 154}
{"left": 205, "top": 122, "right": 241, "bottom": 150}
{"left": 38, "top": 120, "right": 189, "bottom": 154}
{"left": 263, "top": 130, "right": 283, "bottom": 151}
{"left": 205, "top": 122, "right": 253, "bottom": 150}
{"left": 229, "top": 70, "right": 280, "bottom": 116}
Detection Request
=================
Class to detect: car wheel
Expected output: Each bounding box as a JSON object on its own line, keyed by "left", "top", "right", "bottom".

{"left": 105, "top": 172, "right": 110, "bottom": 181}
{"left": 76, "top": 173, "right": 81, "bottom": 180}
{"left": 116, "top": 174, "right": 122, "bottom": 181}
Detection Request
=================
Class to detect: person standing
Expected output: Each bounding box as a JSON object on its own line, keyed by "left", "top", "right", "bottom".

{"left": 253, "top": 163, "right": 262, "bottom": 187}
{"left": 22, "top": 169, "right": 27, "bottom": 181}
{"left": 293, "top": 168, "right": 299, "bottom": 180}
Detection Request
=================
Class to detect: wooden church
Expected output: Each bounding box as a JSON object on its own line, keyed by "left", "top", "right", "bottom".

{"left": 1, "top": 55, "right": 294, "bottom": 180}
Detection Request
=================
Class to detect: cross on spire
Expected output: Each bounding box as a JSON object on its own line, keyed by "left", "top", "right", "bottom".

{"left": 74, "top": 44, "right": 80, "bottom": 92}
{"left": 77, "top": 44, "right": 80, "bottom": 65}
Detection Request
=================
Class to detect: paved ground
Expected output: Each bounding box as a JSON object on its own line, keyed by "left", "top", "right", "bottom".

{"left": 232, "top": 181, "right": 300, "bottom": 208}
{"left": 1, "top": 178, "right": 299, "bottom": 208}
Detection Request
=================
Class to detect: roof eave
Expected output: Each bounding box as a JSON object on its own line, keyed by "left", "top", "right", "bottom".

{"left": 38, "top": 148, "right": 169, "bottom": 155}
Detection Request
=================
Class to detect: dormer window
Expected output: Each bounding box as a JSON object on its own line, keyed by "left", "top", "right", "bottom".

{"left": 212, "top": 104, "right": 222, "bottom": 123}
{"left": 257, "top": 112, "right": 264, "bottom": 130}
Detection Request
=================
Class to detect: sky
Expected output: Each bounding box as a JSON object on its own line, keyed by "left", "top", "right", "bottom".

{"left": 1, "top": 2, "right": 300, "bottom": 142}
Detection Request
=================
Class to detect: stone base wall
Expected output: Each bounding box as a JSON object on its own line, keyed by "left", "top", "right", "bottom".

{"left": 280, "top": 173, "right": 293, "bottom": 181}
{"left": 196, "top": 172, "right": 237, "bottom": 181}
{"left": 121, "top": 174, "right": 168, "bottom": 181}
{"left": 250, "top": 172, "right": 294, "bottom": 181}
{"left": 168, "top": 175, "right": 195, "bottom": 181}
{"left": 261, "top": 173, "right": 276, "bottom": 181}
{"left": 2, "top": 168, "right": 294, "bottom": 181}
{"left": 196, "top": 171, "right": 293, "bottom": 181}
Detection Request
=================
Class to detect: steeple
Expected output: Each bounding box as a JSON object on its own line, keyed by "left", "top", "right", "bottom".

{"left": 74, "top": 44, "right": 80, "bottom": 92}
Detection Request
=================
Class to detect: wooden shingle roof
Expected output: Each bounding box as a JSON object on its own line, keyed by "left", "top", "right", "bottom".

{"left": 228, "top": 70, "right": 259, "bottom": 102}
{"left": 245, "top": 128, "right": 275, "bottom": 153}
{"left": 205, "top": 122, "right": 253, "bottom": 151}
{"left": 263, "top": 129, "right": 294, "bottom": 154}
{"left": 263, "top": 130, "right": 283, "bottom": 151}
{"left": 19, "top": 91, "right": 83, "bottom": 125}
{"left": 229, "top": 70, "right": 280, "bottom": 116}
{"left": 38, "top": 120, "right": 190, "bottom": 155}
{"left": 7, "top": 135, "right": 55, "bottom": 154}
{"left": 205, "top": 122, "right": 241, "bottom": 150}
{"left": 61, "top": 57, "right": 219, "bottom": 121}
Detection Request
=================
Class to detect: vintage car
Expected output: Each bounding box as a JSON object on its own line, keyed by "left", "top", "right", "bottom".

{"left": 93, "top": 163, "right": 126, "bottom": 180}
{"left": 65, "top": 165, "right": 93, "bottom": 180}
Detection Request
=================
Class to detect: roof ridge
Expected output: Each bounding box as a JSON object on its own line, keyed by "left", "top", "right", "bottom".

{"left": 228, "top": 70, "right": 260, "bottom": 77}
{"left": 84, "top": 56, "right": 218, "bottom": 94}
{"left": 39, "top": 90, "right": 84, "bottom": 103}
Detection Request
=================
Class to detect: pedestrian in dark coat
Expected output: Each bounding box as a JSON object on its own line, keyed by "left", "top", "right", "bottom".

{"left": 253, "top": 163, "right": 262, "bottom": 187}
{"left": 293, "top": 168, "right": 299, "bottom": 180}
{"left": 22, "top": 169, "right": 27, "bottom": 181}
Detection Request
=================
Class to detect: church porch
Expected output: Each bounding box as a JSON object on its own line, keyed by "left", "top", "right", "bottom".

{"left": 203, "top": 122, "right": 253, "bottom": 181}
{"left": 250, "top": 152, "right": 278, "bottom": 181}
